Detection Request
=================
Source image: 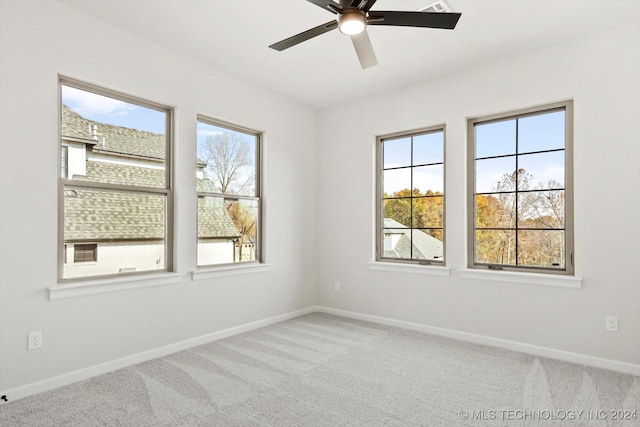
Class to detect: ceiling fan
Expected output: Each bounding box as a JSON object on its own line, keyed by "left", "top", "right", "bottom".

{"left": 269, "top": 0, "right": 461, "bottom": 69}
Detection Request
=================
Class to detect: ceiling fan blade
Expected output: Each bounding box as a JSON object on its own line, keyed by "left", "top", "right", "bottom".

{"left": 351, "top": 0, "right": 377, "bottom": 11}
{"left": 269, "top": 20, "right": 339, "bottom": 51}
{"left": 351, "top": 30, "right": 378, "bottom": 69}
{"left": 306, "top": 0, "right": 343, "bottom": 14}
{"left": 367, "top": 11, "right": 461, "bottom": 29}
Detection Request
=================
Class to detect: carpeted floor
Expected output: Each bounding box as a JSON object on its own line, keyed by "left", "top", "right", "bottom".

{"left": 1, "top": 313, "right": 638, "bottom": 426}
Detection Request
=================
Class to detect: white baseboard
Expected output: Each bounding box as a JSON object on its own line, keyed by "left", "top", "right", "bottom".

{"left": 3, "top": 304, "right": 638, "bottom": 405}
{"left": 0, "top": 306, "right": 317, "bottom": 404}
{"left": 316, "top": 306, "right": 640, "bottom": 376}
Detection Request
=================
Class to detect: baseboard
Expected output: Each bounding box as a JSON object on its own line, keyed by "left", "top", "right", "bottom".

{"left": 316, "top": 306, "right": 640, "bottom": 376}
{"left": 0, "top": 306, "right": 317, "bottom": 404}
{"left": 3, "top": 304, "right": 638, "bottom": 405}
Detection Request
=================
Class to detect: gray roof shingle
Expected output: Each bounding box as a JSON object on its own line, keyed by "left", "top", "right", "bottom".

{"left": 383, "top": 218, "right": 443, "bottom": 260}
{"left": 62, "top": 106, "right": 239, "bottom": 241}
{"left": 62, "top": 105, "right": 165, "bottom": 160}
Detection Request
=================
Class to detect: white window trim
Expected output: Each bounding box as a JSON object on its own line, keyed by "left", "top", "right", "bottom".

{"left": 191, "top": 263, "right": 272, "bottom": 281}
{"left": 459, "top": 268, "right": 582, "bottom": 289}
{"left": 368, "top": 261, "right": 450, "bottom": 277}
{"left": 49, "top": 273, "right": 183, "bottom": 300}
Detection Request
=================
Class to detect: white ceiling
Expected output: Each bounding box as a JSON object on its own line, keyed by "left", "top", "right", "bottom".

{"left": 60, "top": 0, "right": 640, "bottom": 109}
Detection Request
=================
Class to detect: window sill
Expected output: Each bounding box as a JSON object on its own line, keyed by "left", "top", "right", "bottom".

{"left": 49, "top": 272, "right": 184, "bottom": 300}
{"left": 368, "top": 261, "right": 451, "bottom": 277}
{"left": 459, "top": 268, "right": 582, "bottom": 289}
{"left": 191, "top": 263, "right": 272, "bottom": 281}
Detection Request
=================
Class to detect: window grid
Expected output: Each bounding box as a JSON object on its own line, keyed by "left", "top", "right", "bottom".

{"left": 73, "top": 244, "right": 97, "bottom": 263}
{"left": 377, "top": 126, "right": 445, "bottom": 264}
{"left": 468, "top": 101, "right": 574, "bottom": 274}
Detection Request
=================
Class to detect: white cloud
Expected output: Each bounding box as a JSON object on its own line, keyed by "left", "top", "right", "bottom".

{"left": 61, "top": 86, "right": 135, "bottom": 116}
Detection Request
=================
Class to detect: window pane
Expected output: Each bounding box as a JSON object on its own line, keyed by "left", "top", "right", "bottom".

{"left": 382, "top": 228, "right": 412, "bottom": 260}
{"left": 475, "top": 156, "right": 516, "bottom": 193}
{"left": 198, "top": 197, "right": 257, "bottom": 266}
{"left": 383, "top": 136, "right": 411, "bottom": 168}
{"left": 413, "top": 131, "right": 443, "bottom": 165}
{"left": 517, "top": 230, "right": 565, "bottom": 268}
{"left": 413, "top": 164, "right": 443, "bottom": 194}
{"left": 518, "top": 110, "right": 565, "bottom": 153}
{"left": 61, "top": 85, "right": 167, "bottom": 188}
{"left": 475, "top": 230, "right": 516, "bottom": 265}
{"left": 74, "top": 244, "right": 97, "bottom": 263}
{"left": 61, "top": 146, "right": 68, "bottom": 178}
{"left": 379, "top": 127, "right": 446, "bottom": 265}
{"left": 63, "top": 188, "right": 166, "bottom": 279}
{"left": 475, "top": 193, "right": 515, "bottom": 228}
{"left": 383, "top": 168, "right": 411, "bottom": 196}
{"left": 518, "top": 191, "right": 565, "bottom": 229}
{"left": 412, "top": 196, "right": 443, "bottom": 228}
{"left": 383, "top": 199, "right": 411, "bottom": 228}
{"left": 411, "top": 229, "right": 443, "bottom": 261}
{"left": 517, "top": 151, "right": 564, "bottom": 190}
{"left": 228, "top": 199, "right": 258, "bottom": 263}
{"left": 196, "top": 121, "right": 257, "bottom": 197}
{"left": 475, "top": 119, "right": 516, "bottom": 158}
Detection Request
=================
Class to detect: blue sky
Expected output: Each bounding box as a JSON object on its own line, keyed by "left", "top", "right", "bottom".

{"left": 383, "top": 111, "right": 565, "bottom": 195}
{"left": 383, "top": 131, "right": 444, "bottom": 195}
{"left": 61, "top": 85, "right": 166, "bottom": 134}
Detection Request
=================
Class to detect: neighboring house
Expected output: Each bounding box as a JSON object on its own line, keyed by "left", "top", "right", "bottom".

{"left": 61, "top": 105, "right": 241, "bottom": 278}
{"left": 383, "top": 218, "right": 443, "bottom": 261}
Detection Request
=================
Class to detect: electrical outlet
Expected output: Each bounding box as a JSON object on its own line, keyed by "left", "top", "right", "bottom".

{"left": 605, "top": 316, "right": 619, "bottom": 332}
{"left": 28, "top": 331, "right": 42, "bottom": 350}
{"left": 334, "top": 282, "right": 341, "bottom": 292}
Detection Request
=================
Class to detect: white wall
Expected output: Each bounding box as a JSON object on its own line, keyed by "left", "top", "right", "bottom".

{"left": 64, "top": 242, "right": 166, "bottom": 279}
{"left": 316, "top": 23, "right": 640, "bottom": 365}
{"left": 197, "top": 240, "right": 236, "bottom": 266}
{"left": 0, "top": 0, "right": 317, "bottom": 392}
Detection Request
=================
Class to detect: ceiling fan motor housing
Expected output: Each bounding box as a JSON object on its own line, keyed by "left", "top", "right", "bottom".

{"left": 338, "top": 10, "right": 366, "bottom": 35}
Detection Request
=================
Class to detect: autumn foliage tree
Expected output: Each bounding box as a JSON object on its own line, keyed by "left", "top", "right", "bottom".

{"left": 383, "top": 189, "right": 443, "bottom": 241}
{"left": 384, "top": 168, "right": 565, "bottom": 268}
{"left": 475, "top": 168, "right": 565, "bottom": 268}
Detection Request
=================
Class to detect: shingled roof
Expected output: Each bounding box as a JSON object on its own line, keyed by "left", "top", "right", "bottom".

{"left": 64, "top": 189, "right": 240, "bottom": 241}
{"left": 198, "top": 198, "right": 242, "bottom": 240}
{"left": 62, "top": 105, "right": 165, "bottom": 160}
{"left": 63, "top": 106, "right": 240, "bottom": 241}
{"left": 383, "top": 218, "right": 443, "bottom": 260}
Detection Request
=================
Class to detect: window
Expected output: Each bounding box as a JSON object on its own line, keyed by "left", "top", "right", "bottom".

{"left": 377, "top": 126, "right": 445, "bottom": 264}
{"left": 73, "top": 244, "right": 97, "bottom": 263}
{"left": 59, "top": 78, "right": 172, "bottom": 281}
{"left": 196, "top": 117, "right": 261, "bottom": 266}
{"left": 61, "top": 146, "right": 68, "bottom": 178}
{"left": 468, "top": 100, "right": 573, "bottom": 274}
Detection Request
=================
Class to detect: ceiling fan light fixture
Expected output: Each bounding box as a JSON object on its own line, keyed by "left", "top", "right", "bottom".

{"left": 338, "top": 12, "right": 366, "bottom": 36}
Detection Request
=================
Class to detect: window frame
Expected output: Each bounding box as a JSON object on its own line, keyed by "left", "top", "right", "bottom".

{"left": 73, "top": 243, "right": 98, "bottom": 263}
{"left": 195, "top": 115, "right": 263, "bottom": 268}
{"left": 58, "top": 76, "right": 174, "bottom": 283}
{"left": 376, "top": 124, "right": 446, "bottom": 266}
{"left": 467, "top": 100, "right": 574, "bottom": 275}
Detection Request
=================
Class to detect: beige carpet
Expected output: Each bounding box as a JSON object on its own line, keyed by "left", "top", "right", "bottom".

{"left": 1, "top": 313, "right": 638, "bottom": 426}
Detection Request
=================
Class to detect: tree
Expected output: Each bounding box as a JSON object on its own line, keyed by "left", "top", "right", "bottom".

{"left": 475, "top": 169, "right": 565, "bottom": 267}
{"left": 383, "top": 188, "right": 444, "bottom": 241}
{"left": 197, "top": 132, "right": 254, "bottom": 194}
{"left": 227, "top": 201, "right": 256, "bottom": 261}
